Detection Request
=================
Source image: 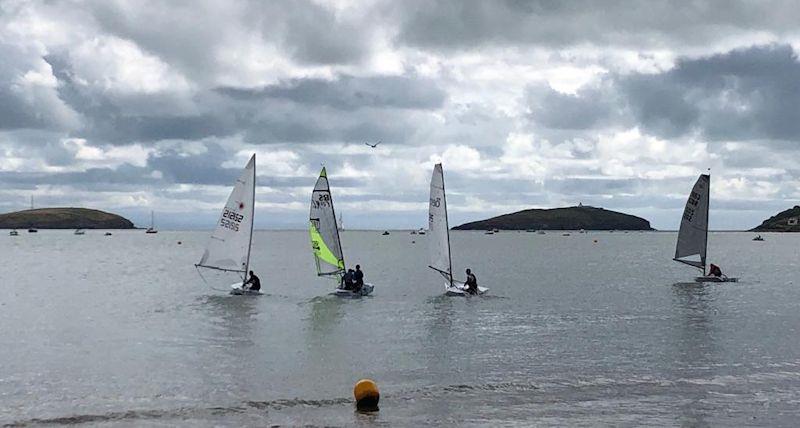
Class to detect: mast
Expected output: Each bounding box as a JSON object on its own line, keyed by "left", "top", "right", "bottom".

{"left": 327, "top": 168, "right": 346, "bottom": 273}
{"left": 150, "top": 211, "right": 154, "bottom": 229}
{"left": 703, "top": 170, "right": 711, "bottom": 275}
{"left": 442, "top": 164, "right": 454, "bottom": 288}
{"left": 243, "top": 154, "right": 256, "bottom": 285}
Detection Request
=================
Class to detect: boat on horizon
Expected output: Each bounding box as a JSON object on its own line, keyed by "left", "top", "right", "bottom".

{"left": 145, "top": 211, "right": 158, "bottom": 234}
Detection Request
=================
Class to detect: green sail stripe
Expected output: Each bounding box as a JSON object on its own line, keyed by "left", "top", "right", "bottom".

{"left": 310, "top": 221, "right": 344, "bottom": 271}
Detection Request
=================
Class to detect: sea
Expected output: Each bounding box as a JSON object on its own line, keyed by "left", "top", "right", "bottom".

{"left": 1, "top": 230, "right": 800, "bottom": 426}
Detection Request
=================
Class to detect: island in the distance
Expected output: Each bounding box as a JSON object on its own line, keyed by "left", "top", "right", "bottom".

{"left": 453, "top": 205, "right": 654, "bottom": 231}
{"left": 0, "top": 208, "right": 134, "bottom": 229}
{"left": 750, "top": 206, "right": 800, "bottom": 232}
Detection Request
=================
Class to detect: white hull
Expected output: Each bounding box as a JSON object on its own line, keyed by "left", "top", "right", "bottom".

{"left": 695, "top": 276, "right": 738, "bottom": 283}
{"left": 333, "top": 283, "right": 374, "bottom": 297}
{"left": 229, "top": 283, "right": 263, "bottom": 295}
{"left": 445, "top": 284, "right": 489, "bottom": 296}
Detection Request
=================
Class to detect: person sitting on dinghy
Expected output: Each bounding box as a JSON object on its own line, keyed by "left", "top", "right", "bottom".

{"left": 353, "top": 265, "right": 364, "bottom": 293}
{"left": 464, "top": 269, "right": 478, "bottom": 295}
{"left": 342, "top": 269, "right": 355, "bottom": 290}
{"left": 708, "top": 263, "right": 724, "bottom": 279}
{"left": 244, "top": 270, "right": 261, "bottom": 291}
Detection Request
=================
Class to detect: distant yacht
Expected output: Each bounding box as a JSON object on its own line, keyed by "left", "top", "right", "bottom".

{"left": 27, "top": 228, "right": 37, "bottom": 233}
{"left": 145, "top": 211, "right": 158, "bottom": 234}
{"left": 9, "top": 230, "right": 19, "bottom": 236}
{"left": 382, "top": 230, "right": 390, "bottom": 236}
{"left": 74, "top": 229, "right": 85, "bottom": 235}
{"left": 104, "top": 232, "right": 113, "bottom": 236}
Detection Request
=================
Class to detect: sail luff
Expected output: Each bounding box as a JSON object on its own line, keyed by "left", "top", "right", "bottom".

{"left": 441, "top": 165, "right": 454, "bottom": 288}
{"left": 243, "top": 154, "right": 256, "bottom": 285}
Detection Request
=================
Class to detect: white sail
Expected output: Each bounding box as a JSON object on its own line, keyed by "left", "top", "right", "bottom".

{"left": 197, "top": 154, "right": 256, "bottom": 275}
{"left": 674, "top": 173, "right": 710, "bottom": 270}
{"left": 428, "top": 163, "right": 453, "bottom": 286}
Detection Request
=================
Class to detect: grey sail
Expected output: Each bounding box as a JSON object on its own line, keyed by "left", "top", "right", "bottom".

{"left": 674, "top": 174, "right": 710, "bottom": 270}
{"left": 428, "top": 163, "right": 454, "bottom": 287}
{"left": 309, "top": 167, "right": 345, "bottom": 277}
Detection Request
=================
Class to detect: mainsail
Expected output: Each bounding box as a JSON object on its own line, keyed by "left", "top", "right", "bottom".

{"left": 674, "top": 173, "right": 710, "bottom": 271}
{"left": 428, "top": 163, "right": 454, "bottom": 287}
{"left": 309, "top": 167, "right": 345, "bottom": 277}
{"left": 196, "top": 154, "right": 256, "bottom": 280}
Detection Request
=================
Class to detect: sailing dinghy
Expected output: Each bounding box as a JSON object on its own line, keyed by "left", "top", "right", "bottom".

{"left": 195, "top": 154, "right": 261, "bottom": 295}
{"left": 309, "top": 167, "right": 374, "bottom": 297}
{"left": 673, "top": 173, "right": 737, "bottom": 283}
{"left": 428, "top": 163, "right": 488, "bottom": 296}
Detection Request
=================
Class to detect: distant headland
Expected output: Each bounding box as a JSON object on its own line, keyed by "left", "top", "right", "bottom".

{"left": 750, "top": 206, "right": 800, "bottom": 232}
{"left": 453, "top": 205, "right": 654, "bottom": 231}
{"left": 0, "top": 208, "right": 134, "bottom": 229}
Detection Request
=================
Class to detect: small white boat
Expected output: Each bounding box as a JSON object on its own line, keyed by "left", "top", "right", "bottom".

{"left": 9, "top": 230, "right": 19, "bottom": 236}
{"left": 673, "top": 173, "right": 738, "bottom": 283}
{"left": 104, "top": 232, "right": 113, "bottom": 236}
{"left": 752, "top": 235, "right": 764, "bottom": 241}
{"left": 428, "top": 164, "right": 489, "bottom": 297}
{"left": 382, "top": 231, "right": 390, "bottom": 236}
{"left": 27, "top": 228, "right": 37, "bottom": 233}
{"left": 145, "top": 211, "right": 158, "bottom": 234}
{"left": 74, "top": 229, "right": 85, "bottom": 235}
{"left": 537, "top": 230, "right": 546, "bottom": 235}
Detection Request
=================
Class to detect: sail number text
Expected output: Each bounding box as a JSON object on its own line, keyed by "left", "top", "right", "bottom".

{"left": 312, "top": 194, "right": 332, "bottom": 208}
{"left": 683, "top": 191, "right": 700, "bottom": 221}
{"left": 220, "top": 208, "right": 244, "bottom": 231}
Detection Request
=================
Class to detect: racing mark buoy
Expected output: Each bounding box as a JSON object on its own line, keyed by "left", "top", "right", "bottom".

{"left": 354, "top": 378, "right": 379, "bottom": 411}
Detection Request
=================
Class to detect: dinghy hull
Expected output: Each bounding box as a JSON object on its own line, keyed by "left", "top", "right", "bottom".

{"left": 333, "top": 283, "right": 374, "bottom": 297}
{"left": 695, "top": 276, "right": 738, "bottom": 283}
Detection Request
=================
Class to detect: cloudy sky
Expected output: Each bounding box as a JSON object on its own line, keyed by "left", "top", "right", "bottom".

{"left": 2, "top": 0, "right": 800, "bottom": 230}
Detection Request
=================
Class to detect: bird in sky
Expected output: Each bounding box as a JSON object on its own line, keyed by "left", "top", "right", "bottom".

{"left": 365, "top": 140, "right": 381, "bottom": 148}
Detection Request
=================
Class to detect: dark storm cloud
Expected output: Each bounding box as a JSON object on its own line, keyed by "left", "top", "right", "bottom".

{"left": 147, "top": 144, "right": 240, "bottom": 185}
{"left": 622, "top": 44, "right": 800, "bottom": 141}
{"left": 217, "top": 74, "right": 446, "bottom": 111}
{"left": 530, "top": 44, "right": 800, "bottom": 143}
{"left": 87, "top": 0, "right": 371, "bottom": 79}
{"left": 526, "top": 84, "right": 620, "bottom": 130}
{"left": 393, "top": 0, "right": 800, "bottom": 51}
{"left": 0, "top": 44, "right": 79, "bottom": 131}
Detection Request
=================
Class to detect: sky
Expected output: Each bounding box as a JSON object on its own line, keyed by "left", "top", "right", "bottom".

{"left": 2, "top": 0, "right": 800, "bottom": 230}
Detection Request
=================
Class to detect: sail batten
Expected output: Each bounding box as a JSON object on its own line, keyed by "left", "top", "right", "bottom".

{"left": 428, "top": 163, "right": 454, "bottom": 288}
{"left": 309, "top": 167, "right": 345, "bottom": 277}
{"left": 674, "top": 174, "right": 710, "bottom": 271}
{"left": 197, "top": 155, "right": 256, "bottom": 278}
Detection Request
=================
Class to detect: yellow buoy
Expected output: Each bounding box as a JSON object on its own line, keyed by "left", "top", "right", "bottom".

{"left": 354, "top": 379, "right": 379, "bottom": 411}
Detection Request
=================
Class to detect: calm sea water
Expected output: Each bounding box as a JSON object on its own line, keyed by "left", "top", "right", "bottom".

{"left": 1, "top": 230, "right": 800, "bottom": 426}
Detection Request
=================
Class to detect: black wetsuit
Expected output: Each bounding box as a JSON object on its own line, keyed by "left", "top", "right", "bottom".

{"left": 354, "top": 269, "right": 364, "bottom": 292}
{"left": 245, "top": 274, "right": 261, "bottom": 291}
{"left": 465, "top": 273, "right": 478, "bottom": 294}
{"left": 342, "top": 271, "right": 354, "bottom": 290}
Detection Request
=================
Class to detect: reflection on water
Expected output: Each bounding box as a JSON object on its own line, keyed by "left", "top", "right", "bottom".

{"left": 671, "top": 282, "right": 720, "bottom": 426}
{"left": 195, "top": 294, "right": 260, "bottom": 351}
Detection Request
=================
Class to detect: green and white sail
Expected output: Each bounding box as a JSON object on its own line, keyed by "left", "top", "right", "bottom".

{"left": 674, "top": 173, "right": 710, "bottom": 271}
{"left": 197, "top": 154, "right": 256, "bottom": 279}
{"left": 309, "top": 167, "right": 345, "bottom": 277}
{"left": 428, "top": 163, "right": 454, "bottom": 287}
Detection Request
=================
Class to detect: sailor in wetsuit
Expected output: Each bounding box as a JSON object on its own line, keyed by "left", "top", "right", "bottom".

{"left": 708, "top": 263, "right": 724, "bottom": 278}
{"left": 243, "top": 270, "right": 261, "bottom": 291}
{"left": 353, "top": 265, "right": 364, "bottom": 293}
{"left": 464, "top": 268, "right": 478, "bottom": 295}
{"left": 342, "top": 269, "right": 355, "bottom": 290}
